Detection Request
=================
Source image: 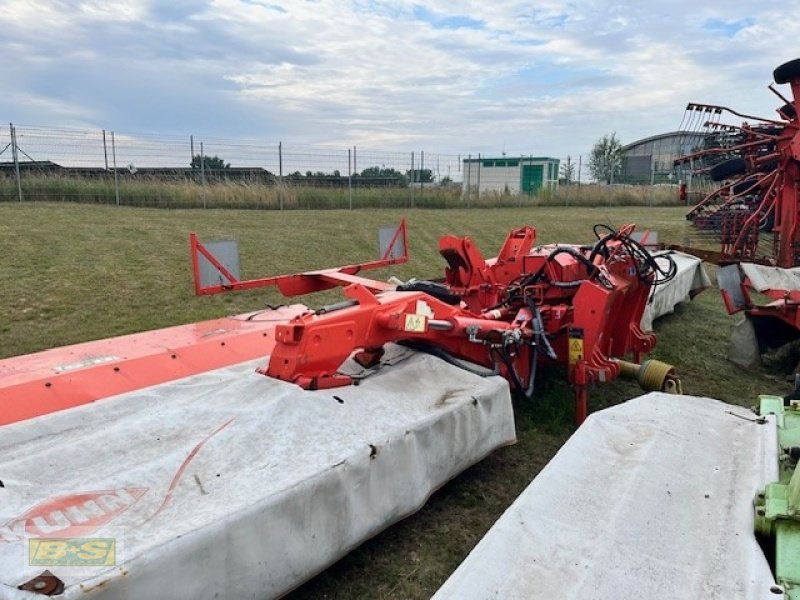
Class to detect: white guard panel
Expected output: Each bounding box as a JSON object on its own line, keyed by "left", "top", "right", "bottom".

{"left": 641, "top": 251, "right": 710, "bottom": 330}
{"left": 741, "top": 262, "right": 800, "bottom": 293}
{"left": 0, "top": 346, "right": 515, "bottom": 599}
{"left": 434, "top": 393, "right": 778, "bottom": 600}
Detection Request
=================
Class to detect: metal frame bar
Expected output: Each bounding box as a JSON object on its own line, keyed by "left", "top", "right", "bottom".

{"left": 190, "top": 219, "right": 409, "bottom": 296}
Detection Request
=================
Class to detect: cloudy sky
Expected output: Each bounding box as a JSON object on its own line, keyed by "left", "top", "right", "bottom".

{"left": 1, "top": 0, "right": 798, "bottom": 159}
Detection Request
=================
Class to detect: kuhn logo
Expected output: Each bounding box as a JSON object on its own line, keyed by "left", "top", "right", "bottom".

{"left": 0, "top": 487, "right": 148, "bottom": 543}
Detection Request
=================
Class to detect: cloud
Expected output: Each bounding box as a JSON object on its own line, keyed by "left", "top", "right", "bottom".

{"left": 1, "top": 0, "right": 797, "bottom": 163}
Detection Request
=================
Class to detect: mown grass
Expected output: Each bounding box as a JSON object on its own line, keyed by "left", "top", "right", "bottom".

{"left": 0, "top": 174, "right": 683, "bottom": 210}
{"left": 0, "top": 202, "right": 787, "bottom": 599}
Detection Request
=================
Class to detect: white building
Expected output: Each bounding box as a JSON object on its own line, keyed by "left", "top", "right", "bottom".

{"left": 462, "top": 156, "right": 560, "bottom": 195}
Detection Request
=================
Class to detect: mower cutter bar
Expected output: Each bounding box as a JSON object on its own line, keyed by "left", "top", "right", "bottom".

{"left": 0, "top": 305, "right": 307, "bottom": 426}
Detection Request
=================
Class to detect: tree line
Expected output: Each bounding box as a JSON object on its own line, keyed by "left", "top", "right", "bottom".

{"left": 190, "top": 155, "right": 440, "bottom": 186}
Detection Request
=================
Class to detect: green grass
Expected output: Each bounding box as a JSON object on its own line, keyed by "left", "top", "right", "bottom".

{"left": 0, "top": 202, "right": 787, "bottom": 599}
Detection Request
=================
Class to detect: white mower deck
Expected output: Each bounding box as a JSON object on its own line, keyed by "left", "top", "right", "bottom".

{"left": 0, "top": 347, "right": 515, "bottom": 599}
{"left": 641, "top": 250, "right": 710, "bottom": 330}
{"left": 434, "top": 392, "right": 778, "bottom": 599}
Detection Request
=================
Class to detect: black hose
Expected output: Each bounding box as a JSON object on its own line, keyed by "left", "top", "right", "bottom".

{"left": 399, "top": 341, "right": 501, "bottom": 377}
{"left": 520, "top": 245, "right": 598, "bottom": 288}
{"left": 550, "top": 279, "right": 586, "bottom": 288}
{"left": 524, "top": 302, "right": 556, "bottom": 397}
{"left": 525, "top": 345, "right": 539, "bottom": 398}
{"left": 623, "top": 236, "right": 678, "bottom": 286}
{"left": 593, "top": 223, "right": 616, "bottom": 239}
{"left": 588, "top": 223, "right": 678, "bottom": 287}
{"left": 495, "top": 346, "right": 528, "bottom": 398}
{"left": 528, "top": 300, "right": 557, "bottom": 360}
{"left": 588, "top": 226, "right": 618, "bottom": 264}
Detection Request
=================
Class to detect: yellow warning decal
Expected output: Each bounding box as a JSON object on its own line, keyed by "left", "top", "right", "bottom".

{"left": 404, "top": 314, "right": 427, "bottom": 332}
{"left": 568, "top": 329, "right": 584, "bottom": 365}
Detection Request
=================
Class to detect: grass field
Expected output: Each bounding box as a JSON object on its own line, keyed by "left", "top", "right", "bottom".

{"left": 0, "top": 202, "right": 789, "bottom": 598}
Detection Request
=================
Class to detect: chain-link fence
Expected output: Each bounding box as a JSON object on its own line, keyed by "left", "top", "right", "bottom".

{"left": 0, "top": 124, "right": 474, "bottom": 209}
{"left": 0, "top": 123, "right": 685, "bottom": 209}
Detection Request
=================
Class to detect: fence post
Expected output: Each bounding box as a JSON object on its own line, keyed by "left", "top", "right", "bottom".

{"left": 200, "top": 141, "right": 206, "bottom": 209}
{"left": 278, "top": 141, "right": 283, "bottom": 211}
{"left": 348, "top": 148, "right": 352, "bottom": 210}
{"left": 476, "top": 153, "right": 481, "bottom": 203}
{"left": 466, "top": 154, "right": 471, "bottom": 208}
{"left": 102, "top": 129, "right": 109, "bottom": 171}
{"left": 420, "top": 150, "right": 425, "bottom": 198}
{"left": 410, "top": 151, "right": 415, "bottom": 208}
{"left": 10, "top": 123, "right": 22, "bottom": 202}
{"left": 111, "top": 131, "right": 120, "bottom": 206}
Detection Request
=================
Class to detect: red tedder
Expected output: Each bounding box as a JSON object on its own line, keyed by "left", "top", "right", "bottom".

{"left": 192, "top": 221, "right": 679, "bottom": 423}
{"left": 674, "top": 58, "right": 800, "bottom": 355}
{"left": 676, "top": 58, "right": 800, "bottom": 267}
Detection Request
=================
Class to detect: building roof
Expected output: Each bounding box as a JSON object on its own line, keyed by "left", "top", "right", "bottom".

{"left": 463, "top": 156, "right": 558, "bottom": 162}
{"left": 622, "top": 130, "right": 705, "bottom": 152}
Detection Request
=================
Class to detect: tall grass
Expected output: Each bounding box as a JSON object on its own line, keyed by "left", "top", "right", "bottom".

{"left": 0, "top": 174, "right": 684, "bottom": 209}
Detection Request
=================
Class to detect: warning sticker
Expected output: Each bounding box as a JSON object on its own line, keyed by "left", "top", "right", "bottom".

{"left": 568, "top": 328, "right": 584, "bottom": 365}
{"left": 404, "top": 314, "right": 427, "bottom": 333}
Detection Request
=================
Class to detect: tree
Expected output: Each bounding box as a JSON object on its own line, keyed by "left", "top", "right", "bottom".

{"left": 357, "top": 166, "right": 408, "bottom": 186}
{"left": 560, "top": 155, "right": 576, "bottom": 185}
{"left": 588, "top": 133, "right": 624, "bottom": 184}
{"left": 406, "top": 168, "right": 434, "bottom": 183}
{"left": 191, "top": 154, "right": 230, "bottom": 171}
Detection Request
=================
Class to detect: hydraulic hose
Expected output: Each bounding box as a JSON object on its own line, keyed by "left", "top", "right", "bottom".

{"left": 399, "top": 341, "right": 501, "bottom": 378}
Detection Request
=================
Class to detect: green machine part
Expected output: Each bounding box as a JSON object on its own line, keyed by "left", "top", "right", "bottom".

{"left": 757, "top": 395, "right": 800, "bottom": 598}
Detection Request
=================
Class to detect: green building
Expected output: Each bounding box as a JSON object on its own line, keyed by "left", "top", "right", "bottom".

{"left": 462, "top": 156, "right": 559, "bottom": 195}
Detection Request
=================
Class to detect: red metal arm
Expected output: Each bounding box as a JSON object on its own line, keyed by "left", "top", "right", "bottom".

{"left": 190, "top": 219, "right": 409, "bottom": 296}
